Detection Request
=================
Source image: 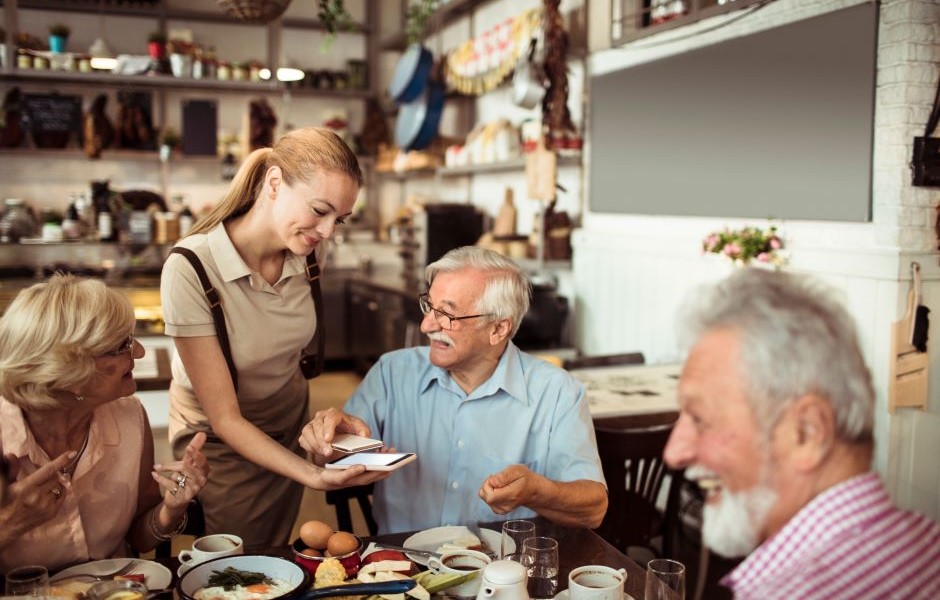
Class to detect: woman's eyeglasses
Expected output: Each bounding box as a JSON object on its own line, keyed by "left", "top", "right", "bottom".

{"left": 100, "top": 335, "right": 136, "bottom": 357}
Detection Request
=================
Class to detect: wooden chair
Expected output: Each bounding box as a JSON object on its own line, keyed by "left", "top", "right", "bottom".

{"left": 325, "top": 483, "right": 378, "bottom": 535}
{"left": 593, "top": 418, "right": 683, "bottom": 562}
{"left": 563, "top": 352, "right": 645, "bottom": 370}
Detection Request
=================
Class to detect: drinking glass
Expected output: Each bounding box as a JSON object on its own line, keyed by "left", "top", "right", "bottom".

{"left": 644, "top": 559, "right": 685, "bottom": 600}
{"left": 522, "top": 536, "right": 559, "bottom": 600}
{"left": 500, "top": 519, "right": 535, "bottom": 561}
{"left": 5, "top": 565, "right": 49, "bottom": 596}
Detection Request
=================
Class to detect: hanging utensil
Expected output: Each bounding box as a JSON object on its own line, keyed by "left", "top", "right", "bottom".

{"left": 889, "top": 262, "right": 930, "bottom": 412}
{"left": 910, "top": 262, "right": 930, "bottom": 352}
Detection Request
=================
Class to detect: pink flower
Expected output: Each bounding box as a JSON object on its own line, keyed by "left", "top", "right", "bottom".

{"left": 723, "top": 242, "right": 741, "bottom": 257}
{"left": 770, "top": 237, "right": 782, "bottom": 249}
{"left": 757, "top": 252, "right": 770, "bottom": 262}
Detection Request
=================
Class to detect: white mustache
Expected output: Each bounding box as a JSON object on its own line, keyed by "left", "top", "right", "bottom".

{"left": 426, "top": 331, "right": 454, "bottom": 346}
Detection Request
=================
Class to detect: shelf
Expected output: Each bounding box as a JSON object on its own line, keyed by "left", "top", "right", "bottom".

{"left": 0, "top": 70, "right": 372, "bottom": 98}
{"left": 0, "top": 147, "right": 221, "bottom": 161}
{"left": 8, "top": 1, "right": 370, "bottom": 31}
{"left": 374, "top": 155, "right": 581, "bottom": 181}
{"left": 439, "top": 155, "right": 581, "bottom": 177}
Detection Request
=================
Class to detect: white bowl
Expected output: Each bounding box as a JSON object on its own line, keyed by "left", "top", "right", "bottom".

{"left": 177, "top": 555, "right": 310, "bottom": 600}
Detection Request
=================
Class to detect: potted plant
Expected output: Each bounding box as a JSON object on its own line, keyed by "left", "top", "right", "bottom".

{"left": 159, "top": 127, "right": 181, "bottom": 161}
{"left": 48, "top": 23, "right": 69, "bottom": 54}
{"left": 147, "top": 31, "right": 167, "bottom": 60}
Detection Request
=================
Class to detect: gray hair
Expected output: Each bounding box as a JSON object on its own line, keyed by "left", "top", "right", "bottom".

{"left": 680, "top": 268, "right": 874, "bottom": 443}
{"left": 0, "top": 274, "right": 136, "bottom": 410}
{"left": 426, "top": 246, "right": 531, "bottom": 337}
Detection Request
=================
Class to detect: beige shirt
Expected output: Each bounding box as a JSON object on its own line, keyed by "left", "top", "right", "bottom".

{"left": 160, "top": 223, "right": 315, "bottom": 440}
{"left": 0, "top": 396, "right": 145, "bottom": 572}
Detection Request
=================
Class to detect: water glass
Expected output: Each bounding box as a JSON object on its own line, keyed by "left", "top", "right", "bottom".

{"left": 500, "top": 519, "right": 535, "bottom": 561}
{"left": 644, "top": 559, "right": 685, "bottom": 600}
{"left": 5, "top": 565, "right": 49, "bottom": 596}
{"left": 522, "top": 536, "right": 558, "bottom": 600}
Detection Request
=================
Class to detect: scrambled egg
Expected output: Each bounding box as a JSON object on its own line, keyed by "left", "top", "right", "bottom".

{"left": 314, "top": 558, "right": 348, "bottom": 588}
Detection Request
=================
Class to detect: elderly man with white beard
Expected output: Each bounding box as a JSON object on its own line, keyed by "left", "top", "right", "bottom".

{"left": 301, "top": 246, "right": 607, "bottom": 533}
{"left": 664, "top": 268, "right": 940, "bottom": 599}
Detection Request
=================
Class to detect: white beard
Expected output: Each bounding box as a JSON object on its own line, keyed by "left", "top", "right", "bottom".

{"left": 701, "top": 484, "right": 777, "bottom": 557}
{"left": 687, "top": 465, "right": 778, "bottom": 558}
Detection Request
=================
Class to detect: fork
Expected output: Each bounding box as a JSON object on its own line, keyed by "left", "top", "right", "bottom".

{"left": 53, "top": 561, "right": 141, "bottom": 583}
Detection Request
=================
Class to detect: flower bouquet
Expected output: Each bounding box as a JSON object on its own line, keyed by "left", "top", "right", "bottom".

{"left": 702, "top": 224, "right": 785, "bottom": 266}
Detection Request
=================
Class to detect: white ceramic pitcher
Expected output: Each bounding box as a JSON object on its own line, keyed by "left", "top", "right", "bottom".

{"left": 475, "top": 560, "right": 529, "bottom": 600}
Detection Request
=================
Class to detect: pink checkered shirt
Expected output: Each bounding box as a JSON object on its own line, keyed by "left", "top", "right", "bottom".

{"left": 722, "top": 472, "right": 940, "bottom": 599}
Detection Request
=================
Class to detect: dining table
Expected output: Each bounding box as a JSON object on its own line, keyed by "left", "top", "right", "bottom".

{"left": 153, "top": 518, "right": 650, "bottom": 599}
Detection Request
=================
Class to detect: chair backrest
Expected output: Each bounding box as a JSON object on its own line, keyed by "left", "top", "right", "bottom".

{"left": 325, "top": 483, "right": 378, "bottom": 536}
{"left": 594, "top": 420, "right": 682, "bottom": 559}
{"left": 563, "top": 352, "right": 645, "bottom": 370}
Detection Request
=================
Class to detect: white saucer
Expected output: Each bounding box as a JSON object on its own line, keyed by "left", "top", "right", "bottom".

{"left": 402, "top": 526, "right": 503, "bottom": 566}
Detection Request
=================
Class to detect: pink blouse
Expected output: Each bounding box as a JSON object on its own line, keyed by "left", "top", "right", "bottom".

{"left": 0, "top": 396, "right": 146, "bottom": 572}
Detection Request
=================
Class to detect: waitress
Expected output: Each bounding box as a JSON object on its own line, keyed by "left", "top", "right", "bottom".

{"left": 161, "top": 127, "right": 387, "bottom": 546}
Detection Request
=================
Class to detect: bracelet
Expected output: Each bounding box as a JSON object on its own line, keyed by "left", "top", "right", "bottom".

{"left": 149, "top": 505, "right": 188, "bottom": 541}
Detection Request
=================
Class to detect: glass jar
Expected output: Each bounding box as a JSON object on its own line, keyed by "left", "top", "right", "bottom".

{"left": 0, "top": 198, "right": 37, "bottom": 242}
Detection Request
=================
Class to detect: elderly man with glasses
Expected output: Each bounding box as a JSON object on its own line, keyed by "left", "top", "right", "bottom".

{"left": 301, "top": 246, "right": 607, "bottom": 533}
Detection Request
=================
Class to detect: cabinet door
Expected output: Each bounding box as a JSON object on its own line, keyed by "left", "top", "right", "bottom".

{"left": 321, "top": 274, "right": 349, "bottom": 360}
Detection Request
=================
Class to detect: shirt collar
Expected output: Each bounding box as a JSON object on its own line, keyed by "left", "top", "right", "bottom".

{"left": 0, "top": 397, "right": 122, "bottom": 466}
{"left": 419, "top": 341, "right": 530, "bottom": 405}
{"left": 207, "top": 221, "right": 310, "bottom": 284}
{"left": 722, "top": 472, "right": 886, "bottom": 593}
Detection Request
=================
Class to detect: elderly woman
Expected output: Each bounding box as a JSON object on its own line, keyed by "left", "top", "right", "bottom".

{"left": 0, "top": 274, "right": 209, "bottom": 572}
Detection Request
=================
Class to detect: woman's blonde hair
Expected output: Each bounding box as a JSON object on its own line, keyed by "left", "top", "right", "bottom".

{"left": 188, "top": 127, "right": 363, "bottom": 236}
{"left": 0, "top": 274, "right": 136, "bottom": 411}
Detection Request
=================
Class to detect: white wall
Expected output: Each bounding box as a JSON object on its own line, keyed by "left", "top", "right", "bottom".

{"left": 576, "top": 0, "right": 940, "bottom": 519}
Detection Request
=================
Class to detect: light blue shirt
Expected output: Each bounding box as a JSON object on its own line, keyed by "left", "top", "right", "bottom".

{"left": 344, "top": 342, "right": 605, "bottom": 534}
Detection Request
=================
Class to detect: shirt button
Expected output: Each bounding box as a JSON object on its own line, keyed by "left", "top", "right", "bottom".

{"left": 457, "top": 440, "right": 464, "bottom": 448}
{"left": 452, "top": 481, "right": 459, "bottom": 490}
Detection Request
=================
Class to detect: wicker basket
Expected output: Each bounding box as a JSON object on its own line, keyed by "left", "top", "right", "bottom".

{"left": 217, "top": 0, "right": 292, "bottom": 24}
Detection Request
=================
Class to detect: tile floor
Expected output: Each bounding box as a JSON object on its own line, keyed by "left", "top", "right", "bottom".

{"left": 149, "top": 371, "right": 368, "bottom": 556}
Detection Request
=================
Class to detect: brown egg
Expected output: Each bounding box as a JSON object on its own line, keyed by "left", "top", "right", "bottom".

{"left": 302, "top": 547, "right": 322, "bottom": 557}
{"left": 326, "top": 531, "right": 360, "bottom": 557}
{"left": 299, "top": 520, "right": 334, "bottom": 550}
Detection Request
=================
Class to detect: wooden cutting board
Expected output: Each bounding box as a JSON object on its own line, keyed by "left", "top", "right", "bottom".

{"left": 889, "top": 289, "right": 929, "bottom": 412}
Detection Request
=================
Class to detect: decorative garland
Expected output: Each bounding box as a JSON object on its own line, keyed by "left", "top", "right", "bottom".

{"left": 445, "top": 8, "right": 543, "bottom": 96}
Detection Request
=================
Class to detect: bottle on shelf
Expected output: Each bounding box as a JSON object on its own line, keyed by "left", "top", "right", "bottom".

{"left": 179, "top": 206, "right": 194, "bottom": 238}
{"left": 61, "top": 202, "right": 83, "bottom": 240}
{"left": 91, "top": 180, "right": 117, "bottom": 243}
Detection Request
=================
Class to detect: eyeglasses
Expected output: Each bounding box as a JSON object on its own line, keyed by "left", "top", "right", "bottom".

{"left": 100, "top": 335, "right": 136, "bottom": 357}
{"left": 418, "top": 293, "right": 492, "bottom": 330}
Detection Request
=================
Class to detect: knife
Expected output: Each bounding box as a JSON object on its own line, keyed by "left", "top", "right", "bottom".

{"left": 371, "top": 543, "right": 442, "bottom": 559}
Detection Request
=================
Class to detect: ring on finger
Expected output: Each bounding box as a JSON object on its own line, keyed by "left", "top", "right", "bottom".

{"left": 176, "top": 473, "right": 188, "bottom": 488}
{"left": 50, "top": 487, "right": 62, "bottom": 499}
{"left": 169, "top": 486, "right": 179, "bottom": 496}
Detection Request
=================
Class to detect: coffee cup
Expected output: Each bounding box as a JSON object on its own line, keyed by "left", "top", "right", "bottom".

{"left": 568, "top": 565, "right": 627, "bottom": 600}
{"left": 428, "top": 549, "right": 492, "bottom": 597}
{"left": 178, "top": 534, "right": 244, "bottom": 572}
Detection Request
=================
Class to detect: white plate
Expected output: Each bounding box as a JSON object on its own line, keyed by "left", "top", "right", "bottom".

{"left": 554, "top": 590, "right": 636, "bottom": 600}
{"left": 53, "top": 558, "right": 172, "bottom": 590}
{"left": 402, "top": 526, "right": 504, "bottom": 566}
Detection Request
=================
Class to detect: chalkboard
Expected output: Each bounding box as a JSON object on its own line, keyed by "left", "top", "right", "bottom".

{"left": 182, "top": 99, "right": 218, "bottom": 156}
{"left": 589, "top": 4, "right": 877, "bottom": 222}
{"left": 23, "top": 93, "right": 81, "bottom": 148}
